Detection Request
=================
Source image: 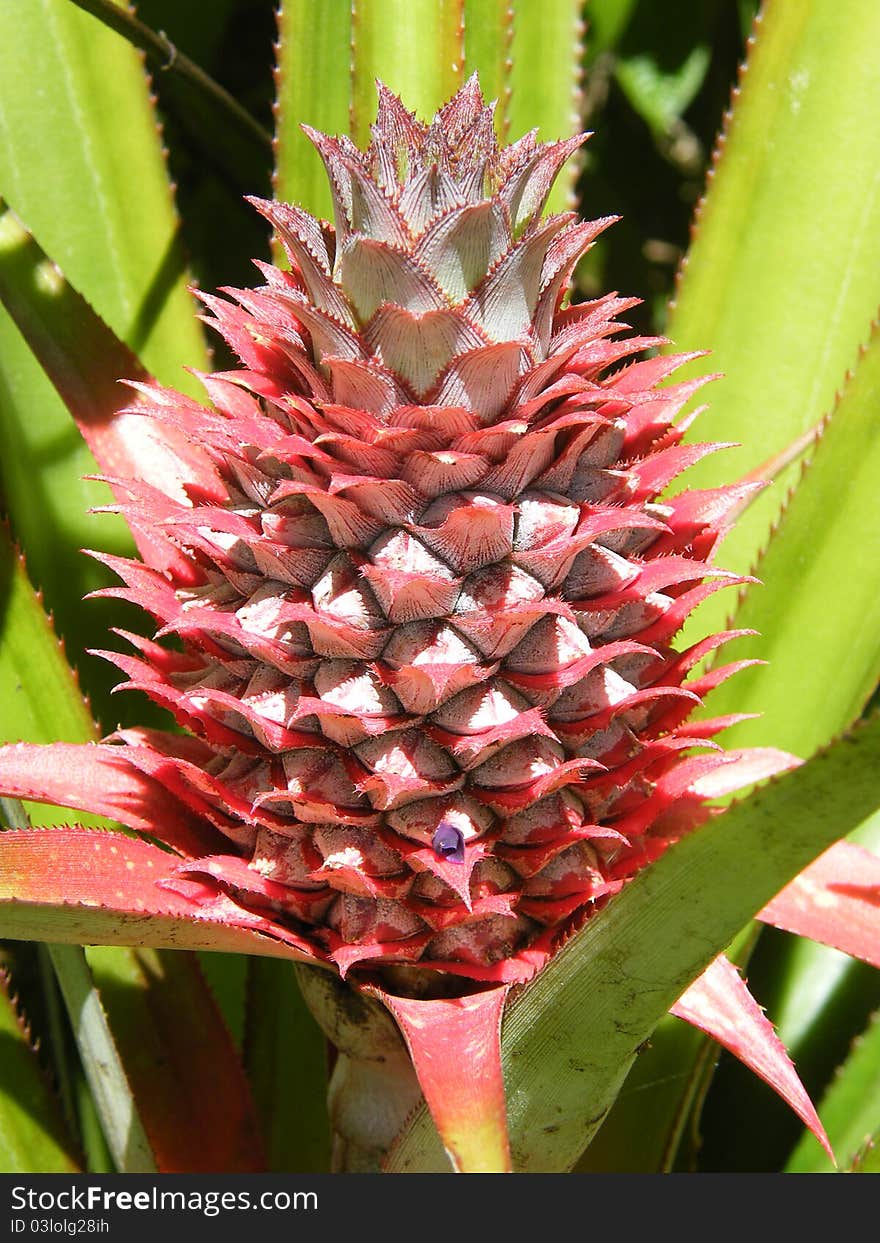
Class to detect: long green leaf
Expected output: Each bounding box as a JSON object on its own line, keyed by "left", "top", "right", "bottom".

{"left": 67, "top": 0, "right": 272, "bottom": 157}
{"left": 47, "top": 943, "right": 156, "bottom": 1173}
{"left": 507, "top": 0, "right": 584, "bottom": 210}
{"left": 666, "top": 0, "right": 880, "bottom": 641}
{"left": 0, "top": 971, "right": 81, "bottom": 1173}
{"left": 463, "top": 0, "right": 514, "bottom": 135}
{"left": 691, "top": 324, "right": 880, "bottom": 1156}
{"left": 0, "top": 524, "right": 106, "bottom": 827}
{"left": 0, "top": 0, "right": 205, "bottom": 376}
{"left": 274, "top": 0, "right": 352, "bottom": 219}
{"left": 786, "top": 1008, "right": 880, "bottom": 1173}
{"left": 0, "top": 0, "right": 208, "bottom": 720}
{"left": 350, "top": 0, "right": 464, "bottom": 147}
{"left": 704, "top": 319, "right": 880, "bottom": 758}
{"left": 389, "top": 711, "right": 880, "bottom": 1171}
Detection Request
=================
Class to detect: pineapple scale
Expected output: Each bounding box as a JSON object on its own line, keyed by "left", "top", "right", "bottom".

{"left": 99, "top": 79, "right": 751, "bottom": 983}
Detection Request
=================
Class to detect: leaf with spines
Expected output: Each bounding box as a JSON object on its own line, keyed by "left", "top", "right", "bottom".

{"left": 667, "top": 0, "right": 880, "bottom": 644}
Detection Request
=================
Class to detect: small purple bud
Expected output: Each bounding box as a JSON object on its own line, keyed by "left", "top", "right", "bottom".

{"left": 432, "top": 820, "right": 465, "bottom": 865}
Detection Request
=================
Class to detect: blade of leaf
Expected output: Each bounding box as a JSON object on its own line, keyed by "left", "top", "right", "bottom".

{"left": 765, "top": 808, "right": 880, "bottom": 1062}
{"left": 0, "top": 826, "right": 318, "bottom": 963}
{"left": 666, "top": 0, "right": 880, "bottom": 642}
{"left": 66, "top": 0, "right": 272, "bottom": 156}
{"left": 85, "top": 945, "right": 266, "bottom": 1172}
{"left": 0, "top": 0, "right": 206, "bottom": 381}
{"left": 0, "top": 970, "right": 81, "bottom": 1173}
{"left": 274, "top": 0, "right": 352, "bottom": 221}
{"left": 46, "top": 943, "right": 155, "bottom": 1173}
{"left": 0, "top": 526, "right": 108, "bottom": 826}
{"left": 243, "top": 959, "right": 331, "bottom": 1173}
{"left": 702, "top": 319, "right": 880, "bottom": 757}
{"left": 350, "top": 0, "right": 465, "bottom": 148}
{"left": 674, "top": 323, "right": 880, "bottom": 1169}
{"left": 462, "top": 0, "right": 514, "bottom": 136}
{"left": 388, "top": 710, "right": 880, "bottom": 1172}
{"left": 0, "top": 0, "right": 208, "bottom": 722}
{"left": 670, "top": 953, "right": 831, "bottom": 1159}
{"left": 0, "top": 203, "right": 221, "bottom": 577}
{"left": 0, "top": 740, "right": 215, "bottom": 852}
{"left": 787, "top": 1008, "right": 880, "bottom": 1173}
{"left": 758, "top": 841, "right": 880, "bottom": 971}
{"left": 507, "top": 0, "right": 585, "bottom": 210}
{"left": 574, "top": 924, "right": 759, "bottom": 1173}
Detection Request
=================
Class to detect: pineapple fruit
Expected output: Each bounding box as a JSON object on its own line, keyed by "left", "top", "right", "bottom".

{"left": 75, "top": 76, "right": 763, "bottom": 987}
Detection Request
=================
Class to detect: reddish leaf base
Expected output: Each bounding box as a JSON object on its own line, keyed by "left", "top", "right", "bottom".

{"left": 372, "top": 983, "right": 511, "bottom": 1172}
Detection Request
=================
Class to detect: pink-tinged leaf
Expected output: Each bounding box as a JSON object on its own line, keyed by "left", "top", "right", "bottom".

{"left": 758, "top": 841, "right": 880, "bottom": 970}
{"left": 686, "top": 747, "right": 802, "bottom": 799}
{"left": 375, "top": 984, "right": 511, "bottom": 1173}
{"left": 671, "top": 955, "right": 833, "bottom": 1161}
{"left": 0, "top": 206, "right": 221, "bottom": 575}
{"left": 0, "top": 828, "right": 316, "bottom": 963}
{"left": 0, "top": 742, "right": 210, "bottom": 854}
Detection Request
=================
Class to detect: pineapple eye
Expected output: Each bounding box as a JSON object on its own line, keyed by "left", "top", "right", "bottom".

{"left": 432, "top": 821, "right": 465, "bottom": 864}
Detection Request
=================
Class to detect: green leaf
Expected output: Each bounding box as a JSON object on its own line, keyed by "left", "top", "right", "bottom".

{"left": 576, "top": 922, "right": 759, "bottom": 1172}
{"left": 508, "top": 0, "right": 585, "bottom": 211}
{"left": 462, "top": 0, "right": 514, "bottom": 135}
{"left": 573, "top": 1014, "right": 709, "bottom": 1172}
{"left": 389, "top": 711, "right": 880, "bottom": 1172}
{"left": 66, "top": 0, "right": 272, "bottom": 158}
{"left": 0, "top": 0, "right": 207, "bottom": 720}
{"left": 0, "top": 971, "right": 80, "bottom": 1173}
{"left": 0, "top": 524, "right": 111, "bottom": 827}
{"left": 666, "top": 0, "right": 880, "bottom": 641}
{"left": 787, "top": 1008, "right": 880, "bottom": 1173}
{"left": 0, "top": 0, "right": 206, "bottom": 377}
{"left": 703, "top": 320, "right": 880, "bottom": 758}
{"left": 46, "top": 943, "right": 156, "bottom": 1173}
{"left": 350, "top": 0, "right": 464, "bottom": 147}
{"left": 274, "top": 0, "right": 352, "bottom": 220}
{"left": 243, "top": 959, "right": 331, "bottom": 1173}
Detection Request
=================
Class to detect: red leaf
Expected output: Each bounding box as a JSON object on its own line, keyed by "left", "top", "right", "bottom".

{"left": 758, "top": 840, "right": 880, "bottom": 969}
{"left": 0, "top": 828, "right": 316, "bottom": 963}
{"left": 0, "top": 742, "right": 211, "bottom": 856}
{"left": 671, "top": 955, "right": 833, "bottom": 1161}
{"left": 373, "top": 983, "right": 512, "bottom": 1172}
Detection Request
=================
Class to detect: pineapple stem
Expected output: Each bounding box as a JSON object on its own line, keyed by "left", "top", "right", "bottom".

{"left": 293, "top": 966, "right": 421, "bottom": 1172}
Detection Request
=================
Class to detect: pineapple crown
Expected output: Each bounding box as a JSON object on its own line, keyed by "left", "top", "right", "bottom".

{"left": 248, "top": 76, "right": 609, "bottom": 418}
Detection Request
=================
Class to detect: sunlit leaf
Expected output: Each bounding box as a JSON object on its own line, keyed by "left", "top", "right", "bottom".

{"left": 508, "top": 0, "right": 585, "bottom": 211}
{"left": 667, "top": 0, "right": 880, "bottom": 642}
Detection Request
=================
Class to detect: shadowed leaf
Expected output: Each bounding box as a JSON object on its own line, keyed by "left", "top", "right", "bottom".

{"left": 0, "top": 972, "right": 81, "bottom": 1173}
